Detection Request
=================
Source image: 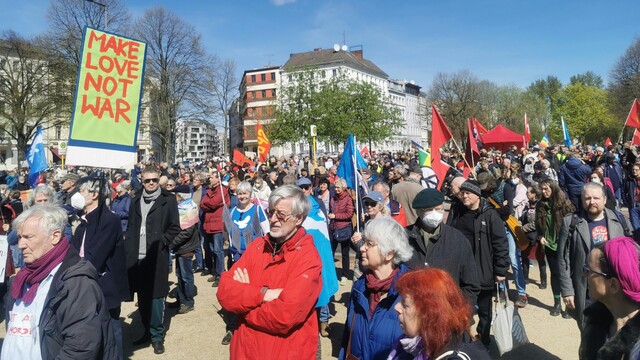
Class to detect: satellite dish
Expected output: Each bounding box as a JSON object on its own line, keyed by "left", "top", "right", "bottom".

{"left": 341, "top": 44, "right": 348, "bottom": 51}
{"left": 333, "top": 44, "right": 340, "bottom": 52}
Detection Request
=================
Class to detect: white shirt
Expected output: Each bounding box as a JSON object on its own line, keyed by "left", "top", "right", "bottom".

{"left": 1, "top": 264, "right": 62, "bottom": 360}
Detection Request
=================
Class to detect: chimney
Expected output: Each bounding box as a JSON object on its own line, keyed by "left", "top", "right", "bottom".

{"left": 351, "top": 49, "right": 363, "bottom": 61}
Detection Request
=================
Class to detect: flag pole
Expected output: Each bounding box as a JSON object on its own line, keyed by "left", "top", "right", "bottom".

{"left": 450, "top": 136, "right": 474, "bottom": 174}
{"left": 353, "top": 135, "right": 361, "bottom": 232}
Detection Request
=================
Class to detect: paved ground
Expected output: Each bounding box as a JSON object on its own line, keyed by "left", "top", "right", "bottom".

{"left": 0, "top": 259, "right": 581, "bottom": 359}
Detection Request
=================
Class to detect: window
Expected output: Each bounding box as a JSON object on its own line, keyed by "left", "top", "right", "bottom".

{"left": 270, "top": 72, "right": 276, "bottom": 81}
{"left": 261, "top": 90, "right": 266, "bottom": 98}
{"left": 332, "top": 69, "right": 337, "bottom": 77}
{"left": 55, "top": 126, "right": 61, "bottom": 139}
{"left": 272, "top": 89, "right": 276, "bottom": 98}
{"left": 261, "top": 74, "right": 266, "bottom": 82}
{"left": 251, "top": 74, "right": 256, "bottom": 83}
{"left": 321, "top": 70, "right": 326, "bottom": 78}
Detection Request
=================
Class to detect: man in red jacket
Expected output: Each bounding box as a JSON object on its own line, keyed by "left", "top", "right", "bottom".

{"left": 200, "top": 171, "right": 230, "bottom": 286}
{"left": 217, "top": 185, "right": 322, "bottom": 359}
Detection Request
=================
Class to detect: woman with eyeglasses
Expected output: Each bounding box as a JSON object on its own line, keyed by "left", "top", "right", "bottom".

{"left": 580, "top": 236, "right": 640, "bottom": 360}
{"left": 536, "top": 178, "right": 575, "bottom": 317}
{"left": 339, "top": 217, "right": 413, "bottom": 360}
{"left": 350, "top": 191, "right": 391, "bottom": 281}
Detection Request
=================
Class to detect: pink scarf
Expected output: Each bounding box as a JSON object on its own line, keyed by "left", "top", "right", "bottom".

{"left": 11, "top": 240, "right": 70, "bottom": 304}
{"left": 604, "top": 236, "right": 640, "bottom": 302}
{"left": 365, "top": 268, "right": 398, "bottom": 316}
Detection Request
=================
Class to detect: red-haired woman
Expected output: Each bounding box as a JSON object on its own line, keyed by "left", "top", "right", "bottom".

{"left": 389, "top": 268, "right": 490, "bottom": 360}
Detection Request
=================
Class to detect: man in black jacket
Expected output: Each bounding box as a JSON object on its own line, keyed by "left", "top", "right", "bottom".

{"left": 126, "top": 167, "right": 181, "bottom": 355}
{"left": 406, "top": 188, "right": 480, "bottom": 305}
{"left": 446, "top": 180, "right": 510, "bottom": 347}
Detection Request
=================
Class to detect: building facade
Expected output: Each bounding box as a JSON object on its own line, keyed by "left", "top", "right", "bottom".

{"left": 175, "top": 118, "right": 219, "bottom": 164}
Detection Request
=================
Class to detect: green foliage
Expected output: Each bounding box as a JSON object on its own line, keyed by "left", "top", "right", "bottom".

{"left": 554, "top": 83, "right": 617, "bottom": 144}
{"left": 273, "top": 68, "right": 403, "bottom": 146}
{"left": 570, "top": 71, "right": 604, "bottom": 88}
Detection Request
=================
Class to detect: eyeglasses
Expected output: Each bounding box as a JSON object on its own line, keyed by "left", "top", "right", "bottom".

{"left": 363, "top": 240, "right": 378, "bottom": 249}
{"left": 364, "top": 200, "right": 378, "bottom": 207}
{"left": 267, "top": 210, "right": 293, "bottom": 222}
{"left": 582, "top": 264, "right": 610, "bottom": 278}
{"left": 143, "top": 178, "right": 159, "bottom": 184}
{"left": 167, "top": 183, "right": 175, "bottom": 188}
{"left": 299, "top": 185, "right": 311, "bottom": 190}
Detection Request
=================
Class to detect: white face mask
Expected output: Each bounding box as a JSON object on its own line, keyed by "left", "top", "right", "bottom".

{"left": 591, "top": 178, "right": 601, "bottom": 184}
{"left": 70, "top": 192, "right": 86, "bottom": 210}
{"left": 511, "top": 178, "right": 520, "bottom": 185}
{"left": 421, "top": 209, "right": 444, "bottom": 228}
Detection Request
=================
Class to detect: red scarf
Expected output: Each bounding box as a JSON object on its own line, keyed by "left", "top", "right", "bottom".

{"left": 11, "top": 239, "right": 70, "bottom": 304}
{"left": 366, "top": 267, "right": 399, "bottom": 316}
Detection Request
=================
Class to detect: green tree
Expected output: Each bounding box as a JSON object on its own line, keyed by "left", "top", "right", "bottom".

{"left": 555, "top": 83, "right": 617, "bottom": 144}
{"left": 570, "top": 71, "right": 604, "bottom": 88}
{"left": 527, "top": 75, "right": 563, "bottom": 131}
{"left": 273, "top": 68, "right": 403, "bottom": 148}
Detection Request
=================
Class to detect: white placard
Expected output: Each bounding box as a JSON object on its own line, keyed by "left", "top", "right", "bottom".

{"left": 0, "top": 235, "right": 8, "bottom": 282}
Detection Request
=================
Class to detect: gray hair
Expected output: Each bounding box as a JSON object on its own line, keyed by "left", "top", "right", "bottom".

{"left": 334, "top": 178, "right": 347, "bottom": 189}
{"left": 362, "top": 217, "right": 413, "bottom": 265}
{"left": 116, "top": 180, "right": 131, "bottom": 193}
{"left": 393, "top": 165, "right": 408, "bottom": 179}
{"left": 78, "top": 177, "right": 111, "bottom": 200}
{"left": 13, "top": 204, "right": 68, "bottom": 236}
{"left": 582, "top": 181, "right": 607, "bottom": 199}
{"left": 268, "top": 185, "right": 311, "bottom": 220}
{"left": 373, "top": 181, "right": 390, "bottom": 196}
{"left": 236, "top": 181, "right": 253, "bottom": 195}
{"left": 26, "top": 184, "right": 58, "bottom": 207}
{"left": 541, "top": 159, "right": 550, "bottom": 168}
{"left": 196, "top": 172, "right": 208, "bottom": 183}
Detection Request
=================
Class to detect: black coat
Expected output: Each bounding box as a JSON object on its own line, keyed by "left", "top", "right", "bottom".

{"left": 447, "top": 198, "right": 511, "bottom": 290}
{"left": 71, "top": 203, "right": 129, "bottom": 310}
{"left": 580, "top": 301, "right": 640, "bottom": 360}
{"left": 406, "top": 222, "right": 481, "bottom": 304}
{"left": 171, "top": 224, "right": 199, "bottom": 256}
{"left": 125, "top": 189, "right": 181, "bottom": 298}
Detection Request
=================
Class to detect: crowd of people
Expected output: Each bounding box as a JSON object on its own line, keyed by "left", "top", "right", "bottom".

{"left": 1, "top": 142, "right": 640, "bottom": 359}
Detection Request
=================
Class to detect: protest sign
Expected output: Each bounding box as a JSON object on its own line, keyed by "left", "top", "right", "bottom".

{"left": 66, "top": 27, "right": 147, "bottom": 169}
{"left": 0, "top": 235, "right": 7, "bottom": 282}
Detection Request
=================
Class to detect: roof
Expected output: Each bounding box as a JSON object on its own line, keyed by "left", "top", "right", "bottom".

{"left": 282, "top": 48, "right": 388, "bottom": 79}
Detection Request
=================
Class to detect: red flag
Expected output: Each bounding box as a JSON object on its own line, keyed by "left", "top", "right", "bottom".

{"left": 632, "top": 129, "right": 640, "bottom": 146}
{"left": 473, "top": 118, "right": 489, "bottom": 135}
{"left": 256, "top": 122, "right": 271, "bottom": 163}
{"left": 360, "top": 146, "right": 370, "bottom": 159}
{"left": 625, "top": 99, "right": 640, "bottom": 129}
{"left": 604, "top": 137, "right": 612, "bottom": 147}
{"left": 465, "top": 118, "right": 480, "bottom": 169}
{"left": 233, "top": 148, "right": 255, "bottom": 167}
{"left": 430, "top": 104, "right": 453, "bottom": 188}
{"left": 524, "top": 113, "right": 531, "bottom": 143}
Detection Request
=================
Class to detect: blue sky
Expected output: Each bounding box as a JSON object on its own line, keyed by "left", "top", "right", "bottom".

{"left": 1, "top": 0, "right": 638, "bottom": 91}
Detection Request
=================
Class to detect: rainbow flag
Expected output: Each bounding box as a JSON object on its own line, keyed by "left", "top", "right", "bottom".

{"left": 539, "top": 134, "right": 550, "bottom": 148}
{"left": 418, "top": 148, "right": 431, "bottom": 166}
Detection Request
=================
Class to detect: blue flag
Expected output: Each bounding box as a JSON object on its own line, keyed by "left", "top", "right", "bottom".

{"left": 336, "top": 134, "right": 367, "bottom": 189}
{"left": 410, "top": 140, "right": 424, "bottom": 150}
{"left": 562, "top": 116, "right": 572, "bottom": 147}
{"left": 27, "top": 126, "right": 48, "bottom": 187}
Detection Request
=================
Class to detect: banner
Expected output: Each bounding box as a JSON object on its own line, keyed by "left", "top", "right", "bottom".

{"left": 66, "top": 27, "right": 147, "bottom": 169}
{"left": 430, "top": 104, "right": 453, "bottom": 188}
{"left": 336, "top": 134, "right": 367, "bottom": 189}
{"left": 256, "top": 121, "right": 271, "bottom": 163}
{"left": 524, "top": 113, "right": 531, "bottom": 143}
{"left": 27, "top": 126, "right": 48, "bottom": 187}
{"left": 625, "top": 99, "right": 640, "bottom": 129}
{"left": 0, "top": 235, "right": 7, "bottom": 282}
{"left": 562, "top": 117, "right": 572, "bottom": 147}
{"left": 233, "top": 148, "right": 255, "bottom": 167}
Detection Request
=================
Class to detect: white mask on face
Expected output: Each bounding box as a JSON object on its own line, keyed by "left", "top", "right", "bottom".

{"left": 511, "top": 178, "right": 520, "bottom": 185}
{"left": 421, "top": 209, "right": 444, "bottom": 228}
{"left": 591, "top": 178, "right": 601, "bottom": 184}
{"left": 70, "top": 192, "right": 86, "bottom": 210}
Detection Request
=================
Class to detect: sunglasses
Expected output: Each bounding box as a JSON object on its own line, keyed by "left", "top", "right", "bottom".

{"left": 267, "top": 210, "right": 293, "bottom": 223}
{"left": 582, "top": 264, "right": 610, "bottom": 278}
{"left": 299, "top": 185, "right": 311, "bottom": 190}
{"left": 364, "top": 200, "right": 378, "bottom": 207}
{"left": 143, "top": 178, "right": 159, "bottom": 184}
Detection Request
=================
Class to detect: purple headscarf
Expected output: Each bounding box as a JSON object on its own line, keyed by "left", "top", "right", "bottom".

{"left": 604, "top": 236, "right": 640, "bottom": 302}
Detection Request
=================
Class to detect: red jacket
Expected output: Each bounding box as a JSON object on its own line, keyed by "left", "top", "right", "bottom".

{"left": 217, "top": 228, "right": 322, "bottom": 360}
{"left": 330, "top": 191, "right": 354, "bottom": 229}
{"left": 200, "top": 185, "right": 230, "bottom": 234}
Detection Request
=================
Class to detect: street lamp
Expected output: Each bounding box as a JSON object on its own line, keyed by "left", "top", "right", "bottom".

{"left": 85, "top": 0, "right": 108, "bottom": 30}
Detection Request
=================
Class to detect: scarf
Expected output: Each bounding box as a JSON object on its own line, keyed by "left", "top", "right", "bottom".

{"left": 142, "top": 187, "right": 161, "bottom": 203}
{"left": 366, "top": 267, "right": 399, "bottom": 316}
{"left": 11, "top": 239, "right": 70, "bottom": 304}
{"left": 605, "top": 236, "right": 640, "bottom": 302}
{"left": 399, "top": 336, "right": 424, "bottom": 357}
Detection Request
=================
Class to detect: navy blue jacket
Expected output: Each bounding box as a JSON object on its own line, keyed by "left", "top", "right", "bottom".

{"left": 71, "top": 203, "right": 129, "bottom": 310}
{"left": 561, "top": 157, "right": 592, "bottom": 201}
{"left": 339, "top": 264, "right": 410, "bottom": 360}
{"left": 110, "top": 193, "right": 131, "bottom": 233}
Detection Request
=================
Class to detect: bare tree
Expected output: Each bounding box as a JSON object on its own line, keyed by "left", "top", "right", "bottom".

{"left": 44, "top": 0, "right": 131, "bottom": 67}
{"left": 0, "top": 31, "right": 73, "bottom": 165}
{"left": 133, "top": 7, "right": 211, "bottom": 162}
{"left": 427, "top": 70, "right": 486, "bottom": 142}
{"left": 609, "top": 37, "right": 640, "bottom": 122}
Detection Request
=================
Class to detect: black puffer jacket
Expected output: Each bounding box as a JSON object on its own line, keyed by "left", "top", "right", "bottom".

{"left": 171, "top": 224, "right": 199, "bottom": 256}
{"left": 447, "top": 198, "right": 510, "bottom": 290}
{"left": 5, "top": 247, "right": 117, "bottom": 359}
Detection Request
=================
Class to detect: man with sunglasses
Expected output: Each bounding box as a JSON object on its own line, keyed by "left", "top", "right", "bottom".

{"left": 125, "top": 167, "right": 181, "bottom": 354}
{"left": 557, "top": 182, "right": 631, "bottom": 331}
{"left": 217, "top": 185, "right": 322, "bottom": 359}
